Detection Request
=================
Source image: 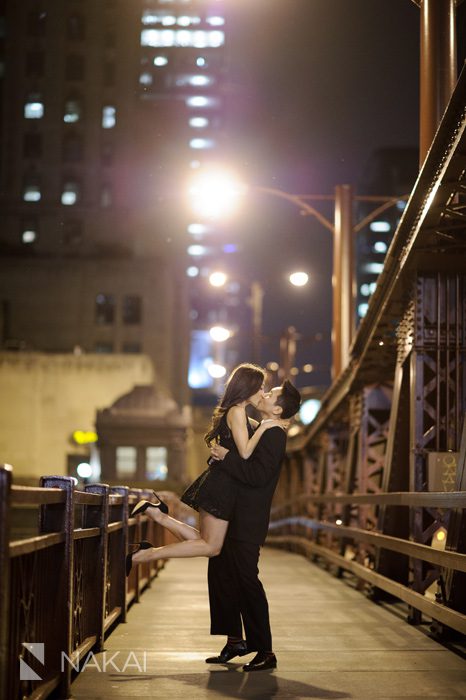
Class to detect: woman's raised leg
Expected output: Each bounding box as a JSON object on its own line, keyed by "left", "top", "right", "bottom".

{"left": 132, "top": 509, "right": 228, "bottom": 564}
{"left": 145, "top": 507, "right": 201, "bottom": 542}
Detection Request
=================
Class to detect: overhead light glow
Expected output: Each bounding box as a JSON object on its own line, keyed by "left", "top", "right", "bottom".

{"left": 77, "top": 462, "right": 92, "bottom": 479}
{"left": 289, "top": 271, "right": 309, "bottom": 287}
{"left": 189, "top": 170, "right": 244, "bottom": 219}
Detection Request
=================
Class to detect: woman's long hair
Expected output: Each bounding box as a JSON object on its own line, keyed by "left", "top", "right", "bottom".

{"left": 204, "top": 363, "right": 266, "bottom": 446}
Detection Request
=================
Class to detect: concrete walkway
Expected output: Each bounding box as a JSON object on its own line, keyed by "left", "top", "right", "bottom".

{"left": 71, "top": 548, "right": 465, "bottom": 699}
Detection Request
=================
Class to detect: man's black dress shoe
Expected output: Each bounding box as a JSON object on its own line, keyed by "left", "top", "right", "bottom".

{"left": 205, "top": 641, "right": 249, "bottom": 664}
{"left": 243, "top": 651, "right": 277, "bottom": 672}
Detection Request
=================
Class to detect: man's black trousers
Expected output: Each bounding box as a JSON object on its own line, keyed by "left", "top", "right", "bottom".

{"left": 207, "top": 536, "right": 272, "bottom": 652}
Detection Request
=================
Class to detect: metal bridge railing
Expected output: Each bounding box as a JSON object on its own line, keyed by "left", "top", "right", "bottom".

{"left": 269, "top": 64, "right": 466, "bottom": 642}
{"left": 0, "top": 465, "right": 182, "bottom": 700}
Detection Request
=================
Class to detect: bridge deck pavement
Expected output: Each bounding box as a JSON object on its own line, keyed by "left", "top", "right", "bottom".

{"left": 70, "top": 547, "right": 465, "bottom": 699}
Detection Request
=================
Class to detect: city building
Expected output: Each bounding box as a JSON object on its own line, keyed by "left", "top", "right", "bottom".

{"left": 356, "top": 148, "right": 419, "bottom": 322}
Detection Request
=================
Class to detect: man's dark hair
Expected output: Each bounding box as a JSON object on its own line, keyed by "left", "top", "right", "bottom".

{"left": 276, "top": 379, "right": 301, "bottom": 419}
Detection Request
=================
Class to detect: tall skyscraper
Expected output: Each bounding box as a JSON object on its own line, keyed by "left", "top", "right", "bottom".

{"left": 356, "top": 148, "right": 418, "bottom": 322}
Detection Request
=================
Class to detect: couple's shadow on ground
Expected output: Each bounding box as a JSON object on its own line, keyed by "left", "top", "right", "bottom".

{"left": 111, "top": 665, "right": 350, "bottom": 699}
{"left": 206, "top": 666, "right": 349, "bottom": 699}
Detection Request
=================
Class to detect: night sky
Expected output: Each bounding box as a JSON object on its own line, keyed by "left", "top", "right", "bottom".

{"left": 221, "top": 0, "right": 420, "bottom": 385}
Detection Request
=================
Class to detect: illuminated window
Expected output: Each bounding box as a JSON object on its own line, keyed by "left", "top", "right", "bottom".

{"left": 116, "top": 446, "right": 136, "bottom": 477}
{"left": 153, "top": 55, "right": 168, "bottom": 67}
{"left": 102, "top": 105, "right": 116, "bottom": 128}
{"left": 363, "top": 262, "right": 384, "bottom": 274}
{"left": 123, "top": 295, "right": 142, "bottom": 325}
{"left": 207, "top": 16, "right": 225, "bottom": 26}
{"left": 146, "top": 447, "right": 168, "bottom": 480}
{"left": 360, "top": 284, "right": 371, "bottom": 296}
{"left": 373, "top": 241, "right": 388, "bottom": 254}
{"left": 187, "top": 223, "right": 208, "bottom": 234}
{"left": 189, "top": 138, "right": 215, "bottom": 149}
{"left": 141, "top": 29, "right": 224, "bottom": 48}
{"left": 61, "top": 181, "right": 80, "bottom": 205}
{"left": 189, "top": 117, "right": 209, "bottom": 128}
{"left": 369, "top": 221, "right": 390, "bottom": 233}
{"left": 23, "top": 183, "right": 41, "bottom": 202}
{"left": 186, "top": 95, "right": 220, "bottom": 109}
{"left": 21, "top": 220, "right": 38, "bottom": 244}
{"left": 187, "top": 266, "right": 199, "bottom": 277}
{"left": 196, "top": 56, "right": 206, "bottom": 67}
{"left": 24, "top": 95, "right": 44, "bottom": 119}
{"left": 358, "top": 303, "right": 369, "bottom": 317}
{"left": 187, "top": 244, "right": 208, "bottom": 256}
{"left": 95, "top": 294, "right": 115, "bottom": 325}
{"left": 140, "top": 72, "right": 152, "bottom": 85}
{"left": 176, "top": 74, "right": 214, "bottom": 88}
{"left": 64, "top": 98, "right": 82, "bottom": 123}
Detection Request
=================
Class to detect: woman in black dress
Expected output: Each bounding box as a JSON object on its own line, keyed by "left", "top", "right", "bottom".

{"left": 126, "top": 363, "right": 285, "bottom": 575}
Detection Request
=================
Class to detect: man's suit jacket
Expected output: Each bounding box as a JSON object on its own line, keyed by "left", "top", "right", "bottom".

{"left": 217, "top": 426, "right": 287, "bottom": 546}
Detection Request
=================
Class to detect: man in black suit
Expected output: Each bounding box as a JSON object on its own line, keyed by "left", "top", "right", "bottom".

{"left": 205, "top": 379, "right": 301, "bottom": 672}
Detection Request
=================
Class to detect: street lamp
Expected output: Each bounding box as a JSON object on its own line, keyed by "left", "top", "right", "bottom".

{"left": 189, "top": 173, "right": 407, "bottom": 379}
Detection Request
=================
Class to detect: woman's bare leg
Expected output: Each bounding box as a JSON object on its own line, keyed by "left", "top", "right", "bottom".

{"left": 132, "top": 509, "right": 228, "bottom": 564}
{"left": 145, "top": 507, "right": 201, "bottom": 542}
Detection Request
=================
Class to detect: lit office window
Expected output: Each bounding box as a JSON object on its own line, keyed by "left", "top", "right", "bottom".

{"left": 24, "top": 96, "right": 44, "bottom": 119}
{"left": 122, "top": 295, "right": 142, "bottom": 325}
{"left": 187, "top": 223, "right": 208, "bottom": 234}
{"left": 196, "top": 56, "right": 206, "bottom": 67}
{"left": 116, "top": 447, "right": 137, "bottom": 477}
{"left": 23, "top": 184, "right": 41, "bottom": 202}
{"left": 358, "top": 303, "right": 369, "bottom": 317}
{"left": 187, "top": 244, "right": 208, "bottom": 256}
{"left": 207, "top": 16, "right": 225, "bottom": 26}
{"left": 178, "top": 16, "right": 201, "bottom": 26}
{"left": 153, "top": 55, "right": 168, "bottom": 67}
{"left": 95, "top": 294, "right": 115, "bottom": 325}
{"left": 360, "top": 284, "right": 371, "bottom": 297}
{"left": 186, "top": 266, "right": 199, "bottom": 277}
{"left": 141, "top": 29, "right": 224, "bottom": 48}
{"left": 176, "top": 74, "right": 214, "bottom": 87}
{"left": 189, "top": 117, "right": 209, "bottom": 128}
{"left": 369, "top": 221, "right": 390, "bottom": 233}
{"left": 363, "top": 262, "right": 384, "bottom": 274}
{"left": 64, "top": 98, "right": 82, "bottom": 123}
{"left": 146, "top": 447, "right": 168, "bottom": 480}
{"left": 21, "top": 220, "right": 38, "bottom": 244}
{"left": 61, "top": 181, "right": 80, "bottom": 205}
{"left": 186, "top": 95, "right": 219, "bottom": 109}
{"left": 189, "top": 138, "right": 215, "bottom": 149}
{"left": 102, "top": 105, "right": 116, "bottom": 128}
{"left": 373, "top": 241, "right": 388, "bottom": 254}
{"left": 140, "top": 72, "right": 153, "bottom": 85}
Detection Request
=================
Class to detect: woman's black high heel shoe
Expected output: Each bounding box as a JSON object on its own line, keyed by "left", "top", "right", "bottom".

{"left": 130, "top": 491, "right": 169, "bottom": 518}
{"left": 126, "top": 540, "right": 153, "bottom": 577}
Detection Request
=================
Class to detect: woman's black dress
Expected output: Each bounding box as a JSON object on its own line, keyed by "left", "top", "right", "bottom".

{"left": 180, "top": 410, "right": 254, "bottom": 520}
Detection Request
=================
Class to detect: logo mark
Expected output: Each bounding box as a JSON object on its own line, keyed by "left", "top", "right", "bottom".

{"left": 20, "top": 643, "right": 44, "bottom": 681}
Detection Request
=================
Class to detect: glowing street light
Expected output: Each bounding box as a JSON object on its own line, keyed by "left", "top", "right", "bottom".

{"left": 289, "top": 271, "right": 309, "bottom": 287}
{"left": 209, "top": 325, "right": 231, "bottom": 342}
{"left": 188, "top": 169, "right": 244, "bottom": 219}
{"left": 209, "top": 270, "right": 227, "bottom": 287}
